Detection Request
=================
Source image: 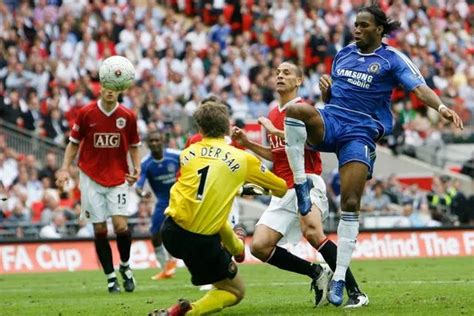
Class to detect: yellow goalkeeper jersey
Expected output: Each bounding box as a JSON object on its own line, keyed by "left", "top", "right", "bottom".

{"left": 165, "top": 137, "right": 287, "bottom": 235}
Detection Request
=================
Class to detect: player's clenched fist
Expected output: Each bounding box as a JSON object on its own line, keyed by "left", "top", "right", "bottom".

{"left": 231, "top": 126, "right": 249, "bottom": 146}
{"left": 319, "top": 74, "right": 332, "bottom": 93}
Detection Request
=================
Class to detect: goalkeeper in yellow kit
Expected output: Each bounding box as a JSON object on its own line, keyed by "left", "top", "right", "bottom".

{"left": 149, "top": 98, "right": 287, "bottom": 316}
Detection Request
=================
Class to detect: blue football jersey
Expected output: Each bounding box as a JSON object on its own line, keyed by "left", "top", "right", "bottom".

{"left": 328, "top": 43, "right": 425, "bottom": 135}
{"left": 137, "top": 149, "right": 180, "bottom": 208}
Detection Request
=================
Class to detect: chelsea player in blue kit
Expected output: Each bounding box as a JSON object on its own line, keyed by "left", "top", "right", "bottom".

{"left": 284, "top": 5, "right": 463, "bottom": 307}
{"left": 136, "top": 131, "right": 181, "bottom": 280}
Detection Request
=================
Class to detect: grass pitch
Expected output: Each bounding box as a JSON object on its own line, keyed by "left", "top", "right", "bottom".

{"left": 1, "top": 257, "right": 473, "bottom": 315}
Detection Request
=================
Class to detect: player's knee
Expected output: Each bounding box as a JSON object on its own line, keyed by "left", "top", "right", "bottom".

{"left": 235, "top": 290, "right": 245, "bottom": 304}
{"left": 94, "top": 229, "right": 107, "bottom": 239}
{"left": 114, "top": 225, "right": 129, "bottom": 234}
{"left": 302, "top": 227, "right": 326, "bottom": 246}
{"left": 250, "top": 240, "right": 273, "bottom": 261}
{"left": 231, "top": 284, "right": 245, "bottom": 304}
{"left": 93, "top": 224, "right": 107, "bottom": 237}
{"left": 341, "top": 196, "right": 360, "bottom": 213}
{"left": 286, "top": 103, "right": 306, "bottom": 120}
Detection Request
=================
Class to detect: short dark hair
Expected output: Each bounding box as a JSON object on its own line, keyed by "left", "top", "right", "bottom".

{"left": 146, "top": 131, "right": 163, "bottom": 142}
{"left": 193, "top": 97, "right": 230, "bottom": 138}
{"left": 360, "top": 5, "right": 401, "bottom": 37}
{"left": 281, "top": 62, "right": 303, "bottom": 78}
{"left": 292, "top": 64, "right": 303, "bottom": 79}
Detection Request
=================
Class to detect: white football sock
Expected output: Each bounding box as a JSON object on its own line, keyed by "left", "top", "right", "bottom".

{"left": 120, "top": 261, "right": 129, "bottom": 268}
{"left": 333, "top": 212, "right": 359, "bottom": 281}
{"left": 284, "top": 117, "right": 307, "bottom": 184}
{"left": 155, "top": 245, "right": 168, "bottom": 270}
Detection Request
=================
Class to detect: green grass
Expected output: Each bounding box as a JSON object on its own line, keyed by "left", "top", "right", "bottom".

{"left": 1, "top": 257, "right": 473, "bottom": 315}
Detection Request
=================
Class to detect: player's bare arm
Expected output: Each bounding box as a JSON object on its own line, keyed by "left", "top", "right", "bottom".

{"left": 55, "top": 142, "right": 79, "bottom": 190}
{"left": 231, "top": 126, "right": 274, "bottom": 161}
{"left": 319, "top": 74, "right": 332, "bottom": 103}
{"left": 126, "top": 146, "right": 142, "bottom": 185}
{"left": 258, "top": 117, "right": 285, "bottom": 139}
{"left": 412, "top": 84, "right": 464, "bottom": 130}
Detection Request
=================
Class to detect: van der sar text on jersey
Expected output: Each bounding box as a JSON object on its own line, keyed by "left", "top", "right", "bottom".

{"left": 180, "top": 146, "right": 241, "bottom": 172}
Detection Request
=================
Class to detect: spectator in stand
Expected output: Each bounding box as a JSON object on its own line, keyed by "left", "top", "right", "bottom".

{"left": 0, "top": 150, "right": 19, "bottom": 189}
{"left": 427, "top": 175, "right": 457, "bottom": 225}
{"left": 208, "top": 14, "right": 231, "bottom": 52}
{"left": 0, "top": 88, "right": 23, "bottom": 127}
{"left": 361, "top": 180, "right": 393, "bottom": 214}
{"left": 38, "top": 152, "right": 59, "bottom": 189}
{"left": 43, "top": 107, "right": 69, "bottom": 146}
{"left": 185, "top": 17, "right": 208, "bottom": 54}
{"left": 39, "top": 189, "right": 62, "bottom": 225}
{"left": 22, "top": 89, "right": 42, "bottom": 132}
{"left": 39, "top": 211, "right": 67, "bottom": 239}
{"left": 5, "top": 61, "right": 28, "bottom": 91}
{"left": 4, "top": 200, "right": 31, "bottom": 238}
{"left": 248, "top": 87, "right": 269, "bottom": 119}
{"left": 76, "top": 218, "right": 94, "bottom": 238}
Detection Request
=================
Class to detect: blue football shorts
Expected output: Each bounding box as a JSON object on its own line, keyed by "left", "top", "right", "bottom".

{"left": 311, "top": 105, "right": 384, "bottom": 179}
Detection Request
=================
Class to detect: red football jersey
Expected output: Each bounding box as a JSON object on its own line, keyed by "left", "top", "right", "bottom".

{"left": 69, "top": 100, "right": 141, "bottom": 187}
{"left": 267, "top": 97, "right": 322, "bottom": 188}
{"left": 184, "top": 133, "right": 203, "bottom": 148}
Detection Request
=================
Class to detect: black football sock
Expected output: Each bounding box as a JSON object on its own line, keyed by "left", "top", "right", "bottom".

{"left": 116, "top": 230, "right": 132, "bottom": 264}
{"left": 94, "top": 231, "right": 114, "bottom": 275}
{"left": 267, "top": 246, "right": 322, "bottom": 279}
{"left": 318, "top": 239, "right": 361, "bottom": 295}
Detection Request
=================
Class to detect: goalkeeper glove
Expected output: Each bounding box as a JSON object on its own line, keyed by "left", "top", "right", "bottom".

{"left": 239, "top": 183, "right": 271, "bottom": 196}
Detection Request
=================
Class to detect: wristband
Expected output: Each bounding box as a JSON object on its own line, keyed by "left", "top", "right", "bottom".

{"left": 438, "top": 104, "right": 448, "bottom": 112}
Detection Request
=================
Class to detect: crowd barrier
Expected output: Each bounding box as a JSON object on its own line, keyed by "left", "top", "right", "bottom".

{"left": 1, "top": 227, "right": 473, "bottom": 274}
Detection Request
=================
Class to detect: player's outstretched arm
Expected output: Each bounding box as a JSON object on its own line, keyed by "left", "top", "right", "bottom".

{"left": 56, "top": 142, "right": 79, "bottom": 191}
{"left": 412, "top": 84, "right": 464, "bottom": 130}
{"left": 231, "top": 126, "right": 274, "bottom": 161}
{"left": 245, "top": 155, "right": 288, "bottom": 198}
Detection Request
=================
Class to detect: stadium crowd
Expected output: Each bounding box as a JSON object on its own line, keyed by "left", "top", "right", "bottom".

{"left": 0, "top": 0, "right": 473, "bottom": 239}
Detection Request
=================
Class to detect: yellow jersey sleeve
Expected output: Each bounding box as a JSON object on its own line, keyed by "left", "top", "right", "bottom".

{"left": 244, "top": 154, "right": 288, "bottom": 198}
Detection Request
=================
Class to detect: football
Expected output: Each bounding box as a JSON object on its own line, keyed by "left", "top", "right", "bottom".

{"left": 99, "top": 55, "right": 136, "bottom": 91}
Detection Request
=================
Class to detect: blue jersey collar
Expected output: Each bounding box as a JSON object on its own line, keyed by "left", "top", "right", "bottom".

{"left": 352, "top": 42, "right": 385, "bottom": 56}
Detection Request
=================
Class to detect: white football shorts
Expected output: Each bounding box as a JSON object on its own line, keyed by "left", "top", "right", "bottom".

{"left": 79, "top": 171, "right": 130, "bottom": 223}
{"left": 228, "top": 199, "right": 240, "bottom": 227}
{"left": 256, "top": 174, "right": 329, "bottom": 245}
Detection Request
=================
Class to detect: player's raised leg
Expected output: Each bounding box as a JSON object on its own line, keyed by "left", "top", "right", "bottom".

{"left": 284, "top": 105, "right": 325, "bottom": 216}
